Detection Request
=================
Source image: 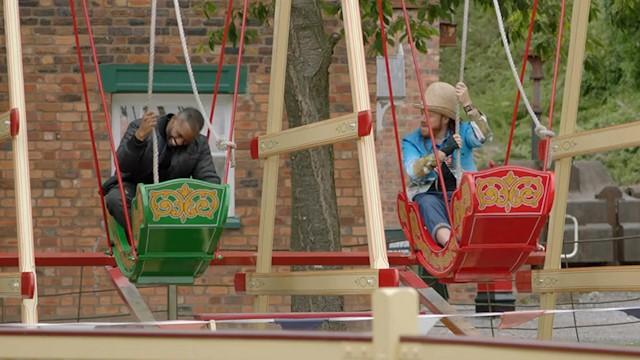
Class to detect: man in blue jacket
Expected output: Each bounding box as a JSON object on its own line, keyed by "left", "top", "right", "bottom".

{"left": 402, "top": 82, "right": 492, "bottom": 246}
{"left": 102, "top": 107, "right": 221, "bottom": 228}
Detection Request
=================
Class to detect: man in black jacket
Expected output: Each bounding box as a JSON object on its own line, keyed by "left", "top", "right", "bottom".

{"left": 102, "top": 107, "right": 221, "bottom": 228}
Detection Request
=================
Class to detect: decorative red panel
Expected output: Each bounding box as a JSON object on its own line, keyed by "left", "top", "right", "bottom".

{"left": 397, "top": 165, "right": 554, "bottom": 283}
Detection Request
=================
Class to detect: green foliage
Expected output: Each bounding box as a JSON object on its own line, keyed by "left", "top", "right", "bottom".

{"left": 198, "top": 0, "right": 271, "bottom": 51}
{"left": 195, "top": 0, "right": 640, "bottom": 184}
{"left": 440, "top": 0, "right": 640, "bottom": 185}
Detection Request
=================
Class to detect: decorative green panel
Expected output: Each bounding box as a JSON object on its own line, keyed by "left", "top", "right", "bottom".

{"left": 100, "top": 64, "right": 247, "bottom": 94}
{"left": 110, "top": 178, "right": 231, "bottom": 284}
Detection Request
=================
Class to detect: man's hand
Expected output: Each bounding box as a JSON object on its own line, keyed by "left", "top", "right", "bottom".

{"left": 452, "top": 133, "right": 462, "bottom": 149}
{"left": 440, "top": 133, "right": 462, "bottom": 156}
{"left": 134, "top": 111, "right": 158, "bottom": 141}
{"left": 455, "top": 82, "right": 472, "bottom": 107}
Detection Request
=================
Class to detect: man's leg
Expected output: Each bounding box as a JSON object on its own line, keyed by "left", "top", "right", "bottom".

{"left": 104, "top": 182, "right": 137, "bottom": 229}
{"left": 415, "top": 192, "right": 451, "bottom": 247}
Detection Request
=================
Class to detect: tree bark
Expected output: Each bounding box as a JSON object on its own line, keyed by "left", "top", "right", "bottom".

{"left": 284, "top": 0, "right": 343, "bottom": 314}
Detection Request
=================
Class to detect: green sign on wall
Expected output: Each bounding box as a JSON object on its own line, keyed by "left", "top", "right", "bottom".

{"left": 100, "top": 64, "right": 247, "bottom": 94}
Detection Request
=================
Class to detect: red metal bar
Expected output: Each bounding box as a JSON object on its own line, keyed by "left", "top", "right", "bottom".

{"left": 77, "top": 0, "right": 136, "bottom": 253}
{"left": 0, "top": 253, "right": 116, "bottom": 267}
{"left": 0, "top": 251, "right": 417, "bottom": 267}
{"left": 206, "top": 0, "right": 234, "bottom": 140}
{"left": 195, "top": 311, "right": 374, "bottom": 321}
{"left": 376, "top": 0, "right": 407, "bottom": 197}
{"left": 542, "top": 0, "right": 567, "bottom": 171}
{"left": 0, "top": 251, "right": 541, "bottom": 268}
{"left": 223, "top": 0, "right": 250, "bottom": 184}
{"left": 69, "top": 0, "right": 113, "bottom": 252}
{"left": 504, "top": 0, "right": 539, "bottom": 165}
{"left": 399, "top": 0, "right": 452, "bottom": 218}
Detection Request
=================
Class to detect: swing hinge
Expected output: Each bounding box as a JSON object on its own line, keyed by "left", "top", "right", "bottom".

{"left": 0, "top": 108, "right": 19, "bottom": 141}
{"left": 357, "top": 110, "right": 372, "bottom": 137}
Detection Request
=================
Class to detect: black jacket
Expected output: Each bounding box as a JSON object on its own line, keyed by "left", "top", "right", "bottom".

{"left": 102, "top": 114, "right": 221, "bottom": 193}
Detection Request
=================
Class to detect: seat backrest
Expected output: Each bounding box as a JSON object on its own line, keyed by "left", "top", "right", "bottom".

{"left": 450, "top": 166, "right": 554, "bottom": 282}
{"left": 134, "top": 178, "right": 230, "bottom": 256}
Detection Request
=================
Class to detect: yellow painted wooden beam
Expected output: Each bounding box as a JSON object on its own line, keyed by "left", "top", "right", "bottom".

{"left": 0, "top": 272, "right": 21, "bottom": 298}
{"left": 341, "top": 0, "right": 389, "bottom": 270}
{"left": 236, "top": 269, "right": 399, "bottom": 296}
{"left": 251, "top": 112, "right": 370, "bottom": 159}
{"left": 538, "top": 0, "right": 591, "bottom": 340}
{"left": 0, "top": 331, "right": 369, "bottom": 360}
{"left": 0, "top": 110, "right": 14, "bottom": 142}
{"left": 551, "top": 120, "right": 640, "bottom": 160}
{"left": 531, "top": 265, "right": 640, "bottom": 293}
{"left": 401, "top": 337, "right": 640, "bottom": 360}
{"left": 254, "top": 0, "right": 292, "bottom": 313}
{"left": 4, "top": 0, "right": 38, "bottom": 324}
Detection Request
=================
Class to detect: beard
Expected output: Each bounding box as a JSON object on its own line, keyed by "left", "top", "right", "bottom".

{"left": 421, "top": 125, "right": 442, "bottom": 138}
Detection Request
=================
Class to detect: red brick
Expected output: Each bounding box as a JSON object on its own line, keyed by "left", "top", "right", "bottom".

{"left": 0, "top": 2, "right": 449, "bottom": 318}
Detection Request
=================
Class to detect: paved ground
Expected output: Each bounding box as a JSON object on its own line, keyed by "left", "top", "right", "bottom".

{"left": 428, "top": 291, "right": 640, "bottom": 347}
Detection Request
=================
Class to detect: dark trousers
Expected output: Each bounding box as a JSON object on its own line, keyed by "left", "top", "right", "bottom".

{"left": 104, "top": 182, "right": 137, "bottom": 229}
{"left": 414, "top": 191, "right": 453, "bottom": 240}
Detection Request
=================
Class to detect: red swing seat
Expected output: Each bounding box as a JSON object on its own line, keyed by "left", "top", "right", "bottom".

{"left": 397, "top": 165, "right": 554, "bottom": 283}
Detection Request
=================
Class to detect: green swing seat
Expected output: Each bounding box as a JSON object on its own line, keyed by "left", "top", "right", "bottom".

{"left": 108, "top": 178, "right": 230, "bottom": 284}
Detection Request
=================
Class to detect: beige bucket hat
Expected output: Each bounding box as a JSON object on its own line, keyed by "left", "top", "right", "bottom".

{"left": 413, "top": 81, "right": 457, "bottom": 120}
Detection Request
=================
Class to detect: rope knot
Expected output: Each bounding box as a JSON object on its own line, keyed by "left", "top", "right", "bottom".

{"left": 216, "top": 139, "right": 237, "bottom": 151}
{"left": 534, "top": 125, "right": 555, "bottom": 139}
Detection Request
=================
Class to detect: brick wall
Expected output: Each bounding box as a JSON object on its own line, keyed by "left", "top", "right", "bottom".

{"left": 0, "top": 1, "right": 473, "bottom": 322}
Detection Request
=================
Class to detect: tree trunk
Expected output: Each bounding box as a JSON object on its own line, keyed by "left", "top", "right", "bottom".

{"left": 284, "top": 0, "right": 343, "bottom": 314}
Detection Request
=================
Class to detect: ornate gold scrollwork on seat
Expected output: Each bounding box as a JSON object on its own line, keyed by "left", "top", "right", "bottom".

{"left": 408, "top": 206, "right": 457, "bottom": 272}
{"left": 452, "top": 182, "right": 472, "bottom": 241}
{"left": 476, "top": 171, "right": 543, "bottom": 212}
{"left": 149, "top": 183, "right": 220, "bottom": 223}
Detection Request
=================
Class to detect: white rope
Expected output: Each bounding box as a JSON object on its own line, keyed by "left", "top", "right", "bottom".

{"left": 172, "top": 0, "right": 231, "bottom": 151}
{"left": 148, "top": 0, "right": 160, "bottom": 184}
{"left": 453, "top": 0, "right": 470, "bottom": 182}
{"left": 492, "top": 0, "right": 554, "bottom": 139}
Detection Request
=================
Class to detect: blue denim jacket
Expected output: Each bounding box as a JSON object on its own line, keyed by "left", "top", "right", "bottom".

{"left": 402, "top": 122, "right": 485, "bottom": 199}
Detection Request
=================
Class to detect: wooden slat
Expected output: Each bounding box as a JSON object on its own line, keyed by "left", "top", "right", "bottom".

{"left": 0, "top": 330, "right": 369, "bottom": 360}
{"left": 398, "top": 269, "right": 478, "bottom": 336}
{"left": 538, "top": 0, "right": 592, "bottom": 340}
{"left": 4, "top": 0, "right": 38, "bottom": 323}
{"left": 373, "top": 289, "right": 418, "bottom": 360}
{"left": 254, "top": 0, "right": 292, "bottom": 313}
{"left": 0, "top": 272, "right": 20, "bottom": 298}
{"left": 237, "top": 269, "right": 398, "bottom": 296}
{"left": 551, "top": 120, "right": 640, "bottom": 160}
{"left": 341, "top": 0, "right": 389, "bottom": 269}
{"left": 106, "top": 267, "right": 156, "bottom": 322}
{"left": 400, "top": 337, "right": 640, "bottom": 360}
{"left": 253, "top": 112, "right": 360, "bottom": 158}
{"left": 0, "top": 329, "right": 637, "bottom": 360}
{"left": 531, "top": 265, "right": 640, "bottom": 293}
